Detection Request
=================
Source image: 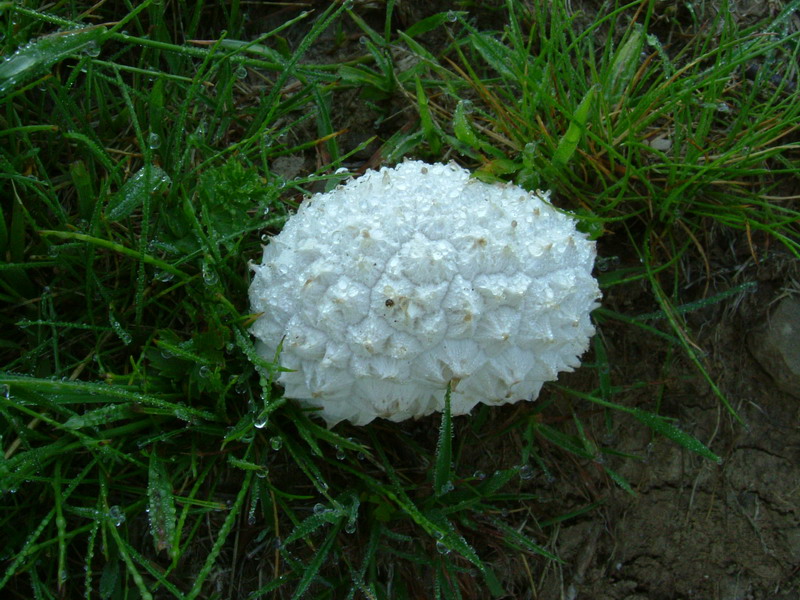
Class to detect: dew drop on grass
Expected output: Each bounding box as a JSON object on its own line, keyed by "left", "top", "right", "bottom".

{"left": 472, "top": 470, "right": 486, "bottom": 480}
{"left": 109, "top": 314, "right": 132, "bottom": 345}
{"left": 335, "top": 447, "right": 346, "bottom": 460}
{"left": 0, "top": 384, "right": 9, "bottom": 399}
{"left": 198, "top": 365, "right": 210, "bottom": 378}
{"left": 447, "top": 10, "right": 458, "bottom": 22}
{"left": 436, "top": 540, "right": 451, "bottom": 555}
{"left": 269, "top": 436, "right": 282, "bottom": 451}
{"left": 518, "top": 464, "right": 534, "bottom": 480}
{"left": 147, "top": 132, "right": 161, "bottom": 149}
{"left": 253, "top": 413, "right": 268, "bottom": 429}
{"left": 234, "top": 65, "right": 248, "bottom": 79}
{"left": 345, "top": 521, "right": 356, "bottom": 534}
{"left": 202, "top": 260, "right": 219, "bottom": 286}
{"left": 313, "top": 503, "right": 326, "bottom": 515}
{"left": 108, "top": 505, "right": 125, "bottom": 526}
{"left": 174, "top": 404, "right": 192, "bottom": 422}
{"left": 84, "top": 42, "right": 100, "bottom": 57}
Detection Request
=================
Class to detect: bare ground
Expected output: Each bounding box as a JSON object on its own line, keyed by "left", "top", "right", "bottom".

{"left": 530, "top": 256, "right": 800, "bottom": 600}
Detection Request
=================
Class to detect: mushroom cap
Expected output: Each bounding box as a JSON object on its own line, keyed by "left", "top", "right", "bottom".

{"left": 249, "top": 160, "right": 600, "bottom": 426}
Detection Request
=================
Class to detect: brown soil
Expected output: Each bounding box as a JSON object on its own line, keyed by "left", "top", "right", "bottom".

{"left": 528, "top": 255, "right": 800, "bottom": 600}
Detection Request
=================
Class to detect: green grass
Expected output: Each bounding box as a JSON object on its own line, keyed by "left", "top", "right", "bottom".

{"left": 1, "top": 0, "right": 798, "bottom": 597}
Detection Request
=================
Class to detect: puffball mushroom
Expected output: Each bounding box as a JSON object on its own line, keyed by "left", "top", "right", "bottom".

{"left": 249, "top": 160, "right": 600, "bottom": 427}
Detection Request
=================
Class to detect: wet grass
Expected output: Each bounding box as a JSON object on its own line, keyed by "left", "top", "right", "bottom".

{"left": 1, "top": 0, "right": 798, "bottom": 597}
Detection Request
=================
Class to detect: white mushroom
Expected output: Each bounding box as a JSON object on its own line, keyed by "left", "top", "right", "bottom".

{"left": 249, "top": 160, "right": 601, "bottom": 426}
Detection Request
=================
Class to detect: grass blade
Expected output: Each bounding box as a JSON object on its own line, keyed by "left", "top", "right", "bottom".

{"left": 552, "top": 84, "right": 597, "bottom": 167}
{"left": 146, "top": 451, "right": 178, "bottom": 559}
{"left": 0, "top": 25, "right": 107, "bottom": 95}
{"left": 433, "top": 383, "right": 454, "bottom": 497}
